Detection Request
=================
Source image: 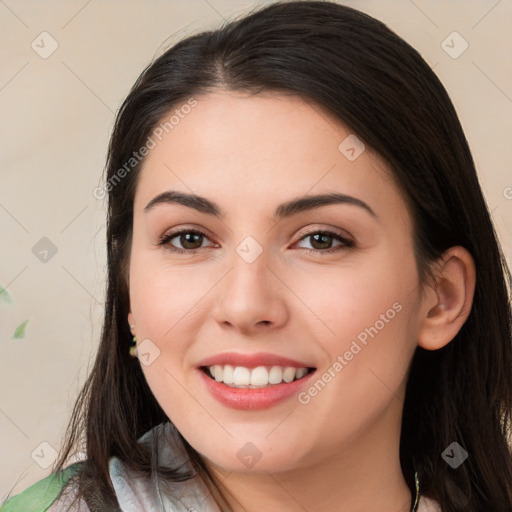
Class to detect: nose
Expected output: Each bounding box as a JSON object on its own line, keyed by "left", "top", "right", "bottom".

{"left": 213, "top": 249, "right": 289, "bottom": 336}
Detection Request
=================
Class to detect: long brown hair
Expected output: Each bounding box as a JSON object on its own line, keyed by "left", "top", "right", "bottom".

{"left": 53, "top": 2, "right": 512, "bottom": 510}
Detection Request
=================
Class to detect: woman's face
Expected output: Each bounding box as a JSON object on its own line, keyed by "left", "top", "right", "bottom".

{"left": 128, "top": 91, "right": 426, "bottom": 473}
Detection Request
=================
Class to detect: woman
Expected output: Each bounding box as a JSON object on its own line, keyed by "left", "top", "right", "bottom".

{"left": 2, "top": 1, "right": 511, "bottom": 511}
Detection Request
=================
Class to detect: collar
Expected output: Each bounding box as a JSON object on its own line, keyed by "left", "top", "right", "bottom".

{"left": 109, "top": 422, "right": 219, "bottom": 512}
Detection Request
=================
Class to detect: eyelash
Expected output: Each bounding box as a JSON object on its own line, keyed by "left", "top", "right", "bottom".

{"left": 157, "top": 228, "right": 355, "bottom": 255}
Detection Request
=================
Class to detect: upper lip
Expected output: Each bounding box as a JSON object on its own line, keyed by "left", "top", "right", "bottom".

{"left": 197, "top": 352, "right": 316, "bottom": 369}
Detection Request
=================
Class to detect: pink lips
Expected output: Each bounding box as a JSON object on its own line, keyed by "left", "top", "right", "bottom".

{"left": 196, "top": 351, "right": 316, "bottom": 410}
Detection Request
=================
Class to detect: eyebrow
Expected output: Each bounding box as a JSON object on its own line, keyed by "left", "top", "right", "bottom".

{"left": 144, "top": 190, "right": 377, "bottom": 219}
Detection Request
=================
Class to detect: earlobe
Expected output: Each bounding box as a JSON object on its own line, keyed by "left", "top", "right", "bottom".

{"left": 418, "top": 246, "right": 476, "bottom": 351}
{"left": 128, "top": 311, "right": 135, "bottom": 335}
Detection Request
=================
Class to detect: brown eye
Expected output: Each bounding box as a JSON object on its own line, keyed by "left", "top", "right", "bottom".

{"left": 159, "top": 229, "right": 214, "bottom": 253}
{"left": 295, "top": 230, "right": 355, "bottom": 254}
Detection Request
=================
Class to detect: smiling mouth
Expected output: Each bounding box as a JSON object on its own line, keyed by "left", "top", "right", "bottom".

{"left": 201, "top": 365, "right": 316, "bottom": 388}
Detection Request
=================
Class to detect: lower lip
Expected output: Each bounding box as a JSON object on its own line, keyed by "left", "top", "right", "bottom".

{"left": 198, "top": 369, "right": 316, "bottom": 410}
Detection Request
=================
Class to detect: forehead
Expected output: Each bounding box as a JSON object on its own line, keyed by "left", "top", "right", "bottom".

{"left": 134, "top": 90, "right": 408, "bottom": 225}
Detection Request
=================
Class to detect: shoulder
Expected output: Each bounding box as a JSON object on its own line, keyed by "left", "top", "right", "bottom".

{"left": 0, "top": 462, "right": 90, "bottom": 512}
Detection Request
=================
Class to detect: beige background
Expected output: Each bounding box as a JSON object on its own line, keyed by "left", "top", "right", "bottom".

{"left": 1, "top": 0, "right": 511, "bottom": 499}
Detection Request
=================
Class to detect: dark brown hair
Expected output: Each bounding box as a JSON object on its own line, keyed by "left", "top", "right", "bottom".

{"left": 53, "top": 1, "right": 512, "bottom": 510}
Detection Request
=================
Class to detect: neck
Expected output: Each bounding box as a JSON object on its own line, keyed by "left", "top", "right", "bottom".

{"left": 206, "top": 402, "right": 413, "bottom": 512}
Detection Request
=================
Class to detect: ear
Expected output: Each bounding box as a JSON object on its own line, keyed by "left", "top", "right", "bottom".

{"left": 418, "top": 246, "right": 476, "bottom": 351}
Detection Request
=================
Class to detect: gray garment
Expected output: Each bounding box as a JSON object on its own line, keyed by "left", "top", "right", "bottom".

{"left": 108, "top": 423, "right": 220, "bottom": 511}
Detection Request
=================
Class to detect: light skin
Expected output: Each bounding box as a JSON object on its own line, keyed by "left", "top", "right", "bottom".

{"left": 127, "top": 91, "right": 476, "bottom": 512}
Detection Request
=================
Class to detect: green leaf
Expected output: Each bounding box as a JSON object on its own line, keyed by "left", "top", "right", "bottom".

{"left": 13, "top": 320, "right": 29, "bottom": 339}
{"left": 0, "top": 284, "right": 13, "bottom": 304}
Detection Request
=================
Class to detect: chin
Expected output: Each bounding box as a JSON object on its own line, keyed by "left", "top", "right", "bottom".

{"left": 192, "top": 436, "right": 308, "bottom": 474}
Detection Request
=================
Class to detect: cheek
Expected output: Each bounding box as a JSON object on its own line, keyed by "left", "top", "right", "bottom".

{"left": 128, "top": 254, "right": 202, "bottom": 426}
{"left": 290, "top": 247, "right": 418, "bottom": 349}
{"left": 128, "top": 250, "right": 224, "bottom": 412}
{"left": 291, "top": 247, "right": 419, "bottom": 412}
{"left": 129, "top": 246, "right": 215, "bottom": 341}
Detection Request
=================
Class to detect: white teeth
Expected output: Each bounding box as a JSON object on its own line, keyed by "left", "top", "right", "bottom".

{"left": 250, "top": 366, "right": 268, "bottom": 386}
{"left": 233, "top": 366, "right": 251, "bottom": 386}
{"left": 268, "top": 366, "right": 283, "bottom": 384}
{"left": 205, "top": 364, "right": 310, "bottom": 387}
{"left": 223, "top": 364, "right": 234, "bottom": 384}
{"left": 295, "top": 367, "right": 307, "bottom": 379}
{"left": 282, "top": 367, "right": 296, "bottom": 383}
{"left": 214, "top": 365, "right": 223, "bottom": 382}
